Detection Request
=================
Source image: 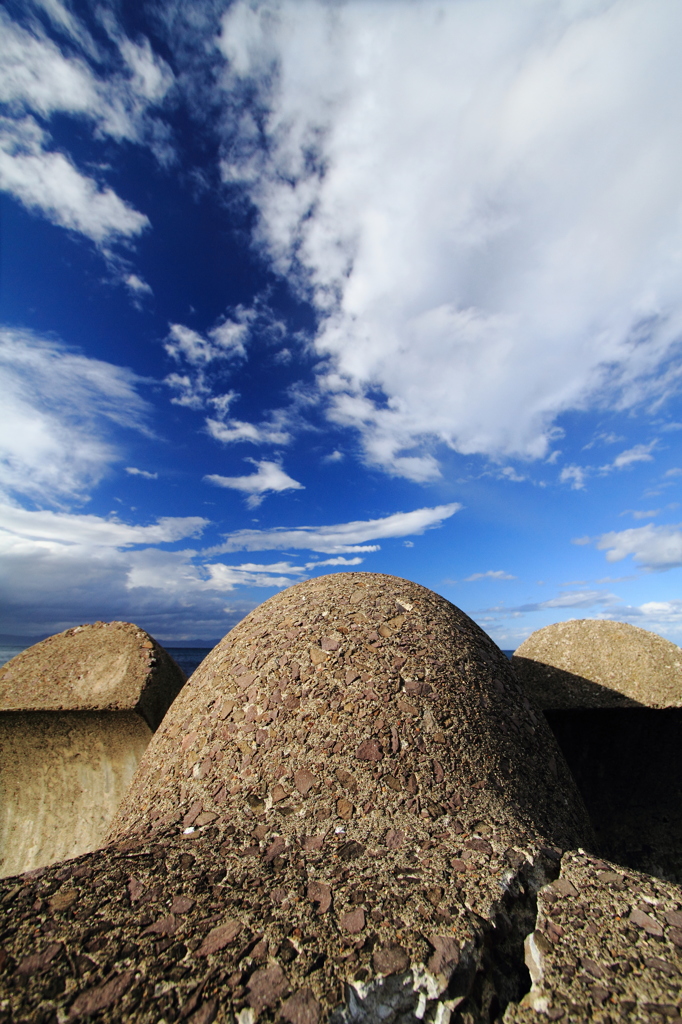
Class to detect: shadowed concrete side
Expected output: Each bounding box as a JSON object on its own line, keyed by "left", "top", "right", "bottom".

{"left": 0, "top": 712, "right": 151, "bottom": 877}
{"left": 0, "top": 621, "right": 185, "bottom": 878}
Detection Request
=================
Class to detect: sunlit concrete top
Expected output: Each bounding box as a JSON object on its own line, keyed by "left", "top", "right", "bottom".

{"left": 512, "top": 618, "right": 682, "bottom": 710}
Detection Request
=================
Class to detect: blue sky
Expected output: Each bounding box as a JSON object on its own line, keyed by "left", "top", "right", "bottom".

{"left": 1, "top": 0, "right": 682, "bottom": 647}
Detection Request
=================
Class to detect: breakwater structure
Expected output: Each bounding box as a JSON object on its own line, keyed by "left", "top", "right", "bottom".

{"left": 0, "top": 573, "right": 681, "bottom": 1022}
{"left": 0, "top": 621, "right": 186, "bottom": 879}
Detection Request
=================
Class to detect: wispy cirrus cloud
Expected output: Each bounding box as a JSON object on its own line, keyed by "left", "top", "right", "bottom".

{"left": 0, "top": 328, "right": 150, "bottom": 504}
{"left": 464, "top": 570, "right": 516, "bottom": 582}
{"left": 0, "top": 6, "right": 172, "bottom": 247}
{"left": 210, "top": 503, "right": 461, "bottom": 555}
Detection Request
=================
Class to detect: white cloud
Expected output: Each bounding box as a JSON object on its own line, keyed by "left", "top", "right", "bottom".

{"left": 621, "top": 508, "right": 659, "bottom": 519}
{"left": 509, "top": 589, "right": 617, "bottom": 613}
{"left": 211, "top": 502, "right": 461, "bottom": 554}
{"left": 164, "top": 319, "right": 249, "bottom": 367}
{"left": 605, "top": 440, "right": 657, "bottom": 471}
{"left": 125, "top": 467, "right": 158, "bottom": 480}
{"left": 465, "top": 570, "right": 516, "bottom": 582}
{"left": 0, "top": 328, "right": 150, "bottom": 503}
{"left": 0, "top": 8, "right": 173, "bottom": 141}
{"left": 205, "top": 459, "right": 304, "bottom": 508}
{"left": 206, "top": 416, "right": 290, "bottom": 446}
{"left": 560, "top": 464, "right": 588, "bottom": 490}
{"left": 0, "top": 504, "right": 207, "bottom": 548}
{"left": 0, "top": 117, "right": 149, "bottom": 244}
{"left": 125, "top": 274, "right": 153, "bottom": 297}
{"left": 597, "top": 523, "right": 682, "bottom": 570}
{"left": 216, "top": 0, "right": 682, "bottom": 479}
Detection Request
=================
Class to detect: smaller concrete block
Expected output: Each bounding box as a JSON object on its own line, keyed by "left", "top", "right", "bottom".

{"left": 0, "top": 621, "right": 186, "bottom": 729}
{"left": 512, "top": 619, "right": 682, "bottom": 709}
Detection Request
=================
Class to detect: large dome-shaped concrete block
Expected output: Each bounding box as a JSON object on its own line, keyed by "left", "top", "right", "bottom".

{"left": 0, "top": 622, "right": 185, "bottom": 877}
{"left": 512, "top": 619, "right": 682, "bottom": 710}
{"left": 110, "top": 573, "right": 591, "bottom": 855}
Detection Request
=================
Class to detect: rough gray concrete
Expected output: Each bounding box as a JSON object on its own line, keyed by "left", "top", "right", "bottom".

{"left": 0, "top": 577, "right": 679, "bottom": 1022}
{"left": 0, "top": 712, "right": 152, "bottom": 878}
{"left": 512, "top": 619, "right": 682, "bottom": 710}
{"left": 0, "top": 621, "right": 186, "bottom": 730}
{"left": 0, "top": 573, "right": 594, "bottom": 1023}
{"left": 0, "top": 622, "right": 185, "bottom": 878}
{"left": 506, "top": 850, "right": 682, "bottom": 1023}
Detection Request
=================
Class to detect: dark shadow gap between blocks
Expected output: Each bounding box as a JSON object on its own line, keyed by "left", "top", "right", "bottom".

{"left": 543, "top": 707, "right": 682, "bottom": 883}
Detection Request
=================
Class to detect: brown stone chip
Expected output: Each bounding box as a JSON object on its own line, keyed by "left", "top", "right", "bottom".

{"left": 433, "top": 760, "right": 444, "bottom": 783}
{"left": 668, "top": 927, "right": 682, "bottom": 948}
{"left": 644, "top": 957, "right": 677, "bottom": 976}
{"left": 321, "top": 637, "right": 340, "bottom": 651}
{"left": 383, "top": 774, "right": 402, "bottom": 791}
{"left": 340, "top": 908, "right": 365, "bottom": 933}
{"left": 128, "top": 876, "right": 144, "bottom": 903}
{"left": 385, "top": 828, "right": 405, "bottom": 850}
{"left": 345, "top": 669, "right": 360, "bottom": 685}
{"left": 50, "top": 888, "right": 78, "bottom": 912}
{"left": 265, "top": 836, "right": 286, "bottom": 862}
{"left": 335, "top": 769, "right": 358, "bottom": 793}
{"left": 272, "top": 784, "right": 288, "bottom": 803}
{"left": 15, "top": 942, "right": 62, "bottom": 976}
{"left": 373, "top": 945, "right": 410, "bottom": 975}
{"left": 666, "top": 910, "right": 682, "bottom": 928}
{"left": 307, "top": 880, "right": 332, "bottom": 913}
{"left": 337, "top": 797, "right": 354, "bottom": 820}
{"left": 338, "top": 840, "right": 365, "bottom": 861}
{"left": 197, "top": 919, "right": 242, "bottom": 956}
{"left": 428, "top": 935, "right": 460, "bottom": 976}
{"left": 581, "top": 957, "right": 605, "bottom": 979}
{"left": 281, "top": 987, "right": 321, "bottom": 1024}
{"left": 68, "top": 970, "right": 135, "bottom": 1018}
{"left": 465, "top": 838, "right": 492, "bottom": 855}
{"left": 302, "top": 835, "right": 324, "bottom": 852}
{"left": 551, "top": 878, "right": 579, "bottom": 898}
{"left": 294, "top": 769, "right": 317, "bottom": 795}
{"left": 451, "top": 859, "right": 466, "bottom": 872}
{"left": 142, "top": 914, "right": 177, "bottom": 937}
{"left": 187, "top": 998, "right": 218, "bottom": 1024}
{"left": 591, "top": 986, "right": 610, "bottom": 1006}
{"left": 629, "top": 907, "right": 664, "bottom": 936}
{"left": 596, "top": 871, "right": 623, "bottom": 883}
{"left": 247, "top": 964, "right": 288, "bottom": 1011}
{"left": 195, "top": 812, "right": 218, "bottom": 827}
{"left": 310, "top": 646, "right": 328, "bottom": 665}
{"left": 183, "top": 800, "right": 203, "bottom": 828}
{"left": 356, "top": 737, "right": 383, "bottom": 761}
{"left": 170, "top": 896, "right": 196, "bottom": 914}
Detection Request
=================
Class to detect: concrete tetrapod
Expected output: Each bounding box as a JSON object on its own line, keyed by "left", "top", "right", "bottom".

{"left": 0, "top": 621, "right": 185, "bottom": 878}
{"left": 512, "top": 620, "right": 682, "bottom": 885}
{"left": 0, "top": 573, "right": 594, "bottom": 1023}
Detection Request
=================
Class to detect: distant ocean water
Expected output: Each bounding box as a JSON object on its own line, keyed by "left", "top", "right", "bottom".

{"left": 0, "top": 644, "right": 516, "bottom": 672}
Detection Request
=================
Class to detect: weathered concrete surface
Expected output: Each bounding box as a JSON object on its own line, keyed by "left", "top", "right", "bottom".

{"left": 0, "top": 622, "right": 185, "bottom": 878}
{"left": 0, "top": 712, "right": 151, "bottom": 878}
{"left": 4, "top": 576, "right": 678, "bottom": 1023}
{"left": 506, "top": 851, "right": 682, "bottom": 1023}
{"left": 0, "top": 621, "right": 186, "bottom": 730}
{"left": 0, "top": 573, "right": 595, "bottom": 1023}
{"left": 512, "top": 619, "right": 682, "bottom": 710}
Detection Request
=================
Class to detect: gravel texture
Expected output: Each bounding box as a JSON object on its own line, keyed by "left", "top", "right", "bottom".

{"left": 0, "top": 575, "right": 679, "bottom": 1022}
{"left": 512, "top": 620, "right": 682, "bottom": 710}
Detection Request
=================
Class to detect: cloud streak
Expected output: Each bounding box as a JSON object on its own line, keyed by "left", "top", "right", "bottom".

{"left": 211, "top": 503, "right": 461, "bottom": 554}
